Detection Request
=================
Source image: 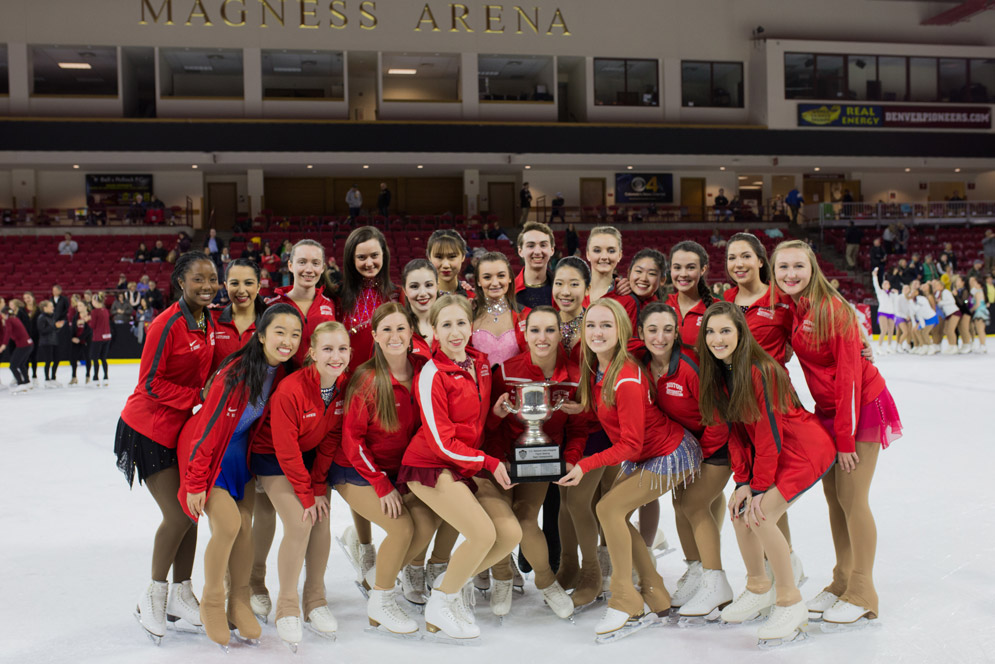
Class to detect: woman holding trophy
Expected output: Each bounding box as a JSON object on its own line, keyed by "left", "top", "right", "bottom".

{"left": 485, "top": 306, "right": 587, "bottom": 620}
{"left": 558, "top": 298, "right": 702, "bottom": 643}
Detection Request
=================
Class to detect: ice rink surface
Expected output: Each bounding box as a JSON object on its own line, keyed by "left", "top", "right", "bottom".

{"left": 2, "top": 351, "right": 994, "bottom": 664}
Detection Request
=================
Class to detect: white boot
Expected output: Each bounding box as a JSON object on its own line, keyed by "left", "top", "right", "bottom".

{"left": 249, "top": 593, "right": 272, "bottom": 622}
{"left": 757, "top": 601, "right": 808, "bottom": 642}
{"left": 359, "top": 543, "right": 377, "bottom": 578}
{"left": 305, "top": 605, "right": 338, "bottom": 638}
{"left": 670, "top": 560, "right": 703, "bottom": 607}
{"left": 597, "top": 545, "right": 612, "bottom": 592}
{"left": 490, "top": 578, "right": 514, "bottom": 617}
{"left": 425, "top": 562, "right": 448, "bottom": 591}
{"left": 460, "top": 581, "right": 477, "bottom": 625}
{"left": 474, "top": 568, "right": 491, "bottom": 592}
{"left": 540, "top": 581, "right": 574, "bottom": 619}
{"left": 596, "top": 607, "right": 636, "bottom": 635}
{"left": 679, "top": 569, "right": 733, "bottom": 617}
{"left": 425, "top": 588, "right": 480, "bottom": 639}
{"left": 805, "top": 590, "right": 839, "bottom": 617}
{"left": 136, "top": 580, "right": 168, "bottom": 639}
{"left": 791, "top": 551, "right": 807, "bottom": 587}
{"left": 822, "top": 599, "right": 875, "bottom": 625}
{"left": 720, "top": 585, "right": 775, "bottom": 623}
{"left": 166, "top": 580, "right": 202, "bottom": 628}
{"left": 401, "top": 565, "right": 427, "bottom": 605}
{"left": 276, "top": 616, "right": 303, "bottom": 649}
{"left": 368, "top": 588, "right": 418, "bottom": 634}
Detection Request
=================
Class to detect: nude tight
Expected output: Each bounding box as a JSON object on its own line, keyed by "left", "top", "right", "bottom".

{"left": 731, "top": 487, "right": 798, "bottom": 607}
{"left": 145, "top": 466, "right": 197, "bottom": 583}
{"left": 478, "top": 480, "right": 556, "bottom": 589}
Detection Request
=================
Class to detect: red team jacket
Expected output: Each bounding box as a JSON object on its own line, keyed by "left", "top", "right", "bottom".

{"left": 120, "top": 300, "right": 216, "bottom": 448}
{"left": 578, "top": 360, "right": 686, "bottom": 474}
{"left": 723, "top": 286, "right": 794, "bottom": 366}
{"left": 211, "top": 306, "right": 257, "bottom": 373}
{"left": 728, "top": 365, "right": 835, "bottom": 502}
{"left": 484, "top": 349, "right": 588, "bottom": 467}
{"left": 336, "top": 353, "right": 428, "bottom": 498}
{"left": 89, "top": 307, "right": 111, "bottom": 342}
{"left": 607, "top": 291, "right": 658, "bottom": 333}
{"left": 267, "top": 286, "right": 336, "bottom": 368}
{"left": 665, "top": 292, "right": 708, "bottom": 348}
{"left": 789, "top": 298, "right": 887, "bottom": 454}
{"left": 630, "top": 343, "right": 730, "bottom": 459}
{"left": 400, "top": 346, "right": 499, "bottom": 477}
{"left": 252, "top": 365, "right": 350, "bottom": 508}
{"left": 176, "top": 362, "right": 289, "bottom": 521}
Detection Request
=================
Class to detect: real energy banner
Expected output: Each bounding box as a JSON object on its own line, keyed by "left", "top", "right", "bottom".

{"left": 798, "top": 104, "right": 991, "bottom": 129}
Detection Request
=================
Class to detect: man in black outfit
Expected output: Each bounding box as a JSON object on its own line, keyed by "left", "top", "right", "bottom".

{"left": 550, "top": 192, "right": 565, "bottom": 222}
{"left": 49, "top": 284, "right": 70, "bottom": 380}
{"left": 519, "top": 182, "right": 532, "bottom": 225}
{"left": 377, "top": 182, "right": 391, "bottom": 218}
{"left": 845, "top": 221, "right": 863, "bottom": 268}
{"left": 869, "top": 237, "right": 887, "bottom": 284}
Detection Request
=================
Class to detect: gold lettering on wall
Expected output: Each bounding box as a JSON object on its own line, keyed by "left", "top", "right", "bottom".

{"left": 220, "top": 0, "right": 247, "bottom": 26}
{"left": 259, "top": 0, "right": 285, "bottom": 26}
{"left": 546, "top": 7, "right": 569, "bottom": 35}
{"left": 514, "top": 5, "right": 537, "bottom": 34}
{"left": 359, "top": 0, "right": 377, "bottom": 29}
{"left": 329, "top": 0, "right": 347, "bottom": 28}
{"left": 414, "top": 3, "right": 440, "bottom": 31}
{"left": 298, "top": 0, "right": 319, "bottom": 27}
{"left": 140, "top": 0, "right": 174, "bottom": 24}
{"left": 185, "top": 0, "right": 213, "bottom": 25}
{"left": 484, "top": 5, "right": 503, "bottom": 33}
{"left": 450, "top": 3, "right": 473, "bottom": 32}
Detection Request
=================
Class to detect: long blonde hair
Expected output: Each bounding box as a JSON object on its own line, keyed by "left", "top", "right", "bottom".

{"left": 344, "top": 303, "right": 412, "bottom": 432}
{"left": 578, "top": 298, "right": 633, "bottom": 410}
{"left": 771, "top": 239, "right": 856, "bottom": 349}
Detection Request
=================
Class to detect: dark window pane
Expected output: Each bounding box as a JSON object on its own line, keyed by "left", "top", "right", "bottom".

{"left": 594, "top": 58, "right": 656, "bottom": 106}
{"left": 626, "top": 59, "right": 658, "bottom": 106}
{"left": 31, "top": 44, "right": 119, "bottom": 96}
{"left": 878, "top": 56, "right": 906, "bottom": 102}
{"left": 969, "top": 59, "right": 995, "bottom": 102}
{"left": 785, "top": 53, "right": 814, "bottom": 99}
{"left": 712, "top": 62, "right": 742, "bottom": 107}
{"left": 939, "top": 58, "right": 967, "bottom": 102}
{"left": 0, "top": 45, "right": 7, "bottom": 95}
{"left": 681, "top": 61, "right": 710, "bottom": 107}
{"left": 593, "top": 58, "right": 625, "bottom": 105}
{"left": 909, "top": 57, "right": 937, "bottom": 102}
{"left": 847, "top": 56, "right": 875, "bottom": 100}
{"left": 815, "top": 54, "right": 844, "bottom": 99}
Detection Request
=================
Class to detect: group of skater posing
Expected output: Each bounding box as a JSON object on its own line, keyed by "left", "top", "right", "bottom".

{"left": 116, "top": 222, "right": 902, "bottom": 650}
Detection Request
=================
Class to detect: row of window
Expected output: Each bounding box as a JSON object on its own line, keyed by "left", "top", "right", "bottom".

{"left": 785, "top": 53, "right": 995, "bottom": 103}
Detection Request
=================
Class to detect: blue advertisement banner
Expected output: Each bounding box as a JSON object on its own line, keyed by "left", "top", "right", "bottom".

{"left": 798, "top": 103, "right": 991, "bottom": 129}
{"left": 615, "top": 173, "right": 673, "bottom": 204}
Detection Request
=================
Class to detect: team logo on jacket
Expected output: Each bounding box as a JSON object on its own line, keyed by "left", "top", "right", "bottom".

{"left": 480, "top": 366, "right": 490, "bottom": 377}
{"left": 552, "top": 389, "right": 570, "bottom": 402}
{"left": 216, "top": 331, "right": 231, "bottom": 340}
{"left": 320, "top": 305, "right": 334, "bottom": 316}
{"left": 665, "top": 382, "right": 684, "bottom": 397}
{"left": 334, "top": 400, "right": 344, "bottom": 415}
{"left": 189, "top": 340, "right": 202, "bottom": 352}
{"left": 226, "top": 407, "right": 238, "bottom": 417}
{"left": 695, "top": 317, "right": 702, "bottom": 327}
{"left": 802, "top": 319, "right": 815, "bottom": 333}
{"left": 757, "top": 308, "right": 775, "bottom": 319}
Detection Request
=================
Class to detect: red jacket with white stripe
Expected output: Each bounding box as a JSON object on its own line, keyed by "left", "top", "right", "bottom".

{"left": 334, "top": 354, "right": 428, "bottom": 497}
{"left": 484, "top": 349, "right": 588, "bottom": 467}
{"left": 211, "top": 306, "right": 257, "bottom": 374}
{"left": 578, "top": 360, "right": 686, "bottom": 473}
{"left": 665, "top": 293, "right": 708, "bottom": 348}
{"left": 251, "top": 365, "right": 350, "bottom": 507}
{"left": 267, "top": 286, "right": 336, "bottom": 368}
{"left": 631, "top": 343, "right": 730, "bottom": 459}
{"left": 607, "top": 291, "right": 658, "bottom": 333}
{"left": 176, "top": 362, "right": 288, "bottom": 521}
{"left": 723, "top": 286, "right": 793, "bottom": 366}
{"left": 789, "top": 298, "right": 886, "bottom": 454}
{"left": 120, "top": 300, "right": 216, "bottom": 448}
{"left": 728, "top": 365, "right": 836, "bottom": 497}
{"left": 400, "top": 346, "right": 500, "bottom": 477}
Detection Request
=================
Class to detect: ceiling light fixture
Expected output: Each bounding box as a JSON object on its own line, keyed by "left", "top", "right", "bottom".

{"left": 905, "top": 167, "right": 911, "bottom": 172}
{"left": 306, "top": 164, "right": 313, "bottom": 169}
{"left": 813, "top": 167, "right": 821, "bottom": 172}
{"left": 273, "top": 66, "right": 302, "bottom": 73}
{"left": 626, "top": 165, "right": 633, "bottom": 170}
{"left": 720, "top": 166, "right": 726, "bottom": 171}
{"left": 58, "top": 62, "right": 91, "bottom": 70}
{"left": 524, "top": 165, "right": 531, "bottom": 170}
{"left": 191, "top": 164, "right": 199, "bottom": 169}
{"left": 417, "top": 164, "right": 424, "bottom": 169}
{"left": 954, "top": 168, "right": 961, "bottom": 173}
{"left": 387, "top": 68, "right": 417, "bottom": 75}
{"left": 362, "top": 164, "right": 369, "bottom": 169}
{"left": 72, "top": 164, "right": 80, "bottom": 169}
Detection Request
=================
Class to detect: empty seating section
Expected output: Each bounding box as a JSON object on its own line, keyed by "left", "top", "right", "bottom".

{"left": 0, "top": 234, "right": 177, "bottom": 301}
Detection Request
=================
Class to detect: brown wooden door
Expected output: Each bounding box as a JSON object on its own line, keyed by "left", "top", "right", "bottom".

{"left": 580, "top": 177, "right": 606, "bottom": 217}
{"left": 680, "top": 177, "right": 705, "bottom": 221}
{"left": 207, "top": 182, "right": 238, "bottom": 231}
{"left": 488, "top": 182, "right": 516, "bottom": 226}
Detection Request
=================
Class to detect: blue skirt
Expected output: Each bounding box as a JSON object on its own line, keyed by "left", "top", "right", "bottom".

{"left": 328, "top": 463, "right": 372, "bottom": 488}
{"left": 620, "top": 429, "right": 703, "bottom": 493}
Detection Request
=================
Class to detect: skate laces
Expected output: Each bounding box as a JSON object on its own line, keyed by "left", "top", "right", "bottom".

{"left": 383, "top": 589, "right": 411, "bottom": 621}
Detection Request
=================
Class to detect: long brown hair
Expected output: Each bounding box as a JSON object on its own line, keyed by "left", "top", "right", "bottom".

{"left": 343, "top": 303, "right": 413, "bottom": 432}
{"left": 696, "top": 301, "right": 799, "bottom": 425}
{"left": 577, "top": 298, "right": 633, "bottom": 410}
{"left": 771, "top": 239, "right": 856, "bottom": 349}
{"left": 472, "top": 251, "right": 518, "bottom": 320}
{"left": 340, "top": 226, "right": 394, "bottom": 316}
{"left": 668, "top": 241, "right": 712, "bottom": 307}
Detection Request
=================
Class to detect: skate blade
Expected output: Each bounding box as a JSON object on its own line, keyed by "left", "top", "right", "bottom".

{"left": 334, "top": 535, "right": 365, "bottom": 579}
{"left": 758, "top": 627, "right": 810, "bottom": 649}
{"left": 820, "top": 617, "right": 876, "bottom": 633}
{"left": 230, "top": 629, "right": 261, "bottom": 646}
{"left": 594, "top": 615, "right": 658, "bottom": 644}
{"left": 354, "top": 580, "right": 371, "bottom": 600}
{"left": 304, "top": 622, "right": 338, "bottom": 641}
{"left": 677, "top": 602, "right": 730, "bottom": 627}
{"left": 133, "top": 610, "right": 164, "bottom": 646}
{"left": 402, "top": 596, "right": 427, "bottom": 613}
{"left": 653, "top": 546, "right": 677, "bottom": 560}
{"left": 719, "top": 608, "right": 772, "bottom": 628}
{"left": 283, "top": 641, "right": 301, "bottom": 653}
{"left": 365, "top": 625, "right": 422, "bottom": 640}
{"left": 423, "top": 628, "right": 482, "bottom": 646}
{"left": 166, "top": 616, "right": 205, "bottom": 634}
{"left": 571, "top": 594, "right": 606, "bottom": 615}
{"left": 253, "top": 613, "right": 269, "bottom": 624}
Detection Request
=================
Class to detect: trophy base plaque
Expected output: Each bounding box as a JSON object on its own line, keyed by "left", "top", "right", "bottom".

{"left": 509, "top": 444, "right": 566, "bottom": 483}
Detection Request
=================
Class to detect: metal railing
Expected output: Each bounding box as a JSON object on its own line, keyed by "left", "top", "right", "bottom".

{"left": 812, "top": 200, "right": 995, "bottom": 226}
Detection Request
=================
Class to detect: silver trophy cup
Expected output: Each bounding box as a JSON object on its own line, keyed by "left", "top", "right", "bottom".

{"left": 502, "top": 381, "right": 566, "bottom": 483}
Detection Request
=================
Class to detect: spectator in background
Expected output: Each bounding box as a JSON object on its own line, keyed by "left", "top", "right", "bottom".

{"left": 709, "top": 228, "right": 727, "bottom": 248}
{"left": 116, "top": 273, "right": 128, "bottom": 291}
{"left": 203, "top": 228, "right": 224, "bottom": 268}
{"left": 110, "top": 293, "right": 133, "bottom": 324}
{"left": 785, "top": 187, "right": 804, "bottom": 224}
{"left": 36, "top": 299, "right": 63, "bottom": 386}
{"left": 125, "top": 282, "right": 142, "bottom": 309}
{"left": 346, "top": 184, "right": 363, "bottom": 220}
{"left": 844, "top": 221, "right": 863, "bottom": 268}
{"left": 982, "top": 229, "right": 995, "bottom": 274}
{"left": 938, "top": 252, "right": 954, "bottom": 275}
{"left": 895, "top": 222, "right": 910, "bottom": 254}
{"left": 133, "top": 300, "right": 154, "bottom": 344}
{"left": 324, "top": 256, "right": 343, "bottom": 296}
{"left": 942, "top": 242, "right": 958, "bottom": 271}
{"left": 137, "top": 275, "right": 151, "bottom": 294}
{"left": 550, "top": 192, "right": 566, "bottom": 222}
{"left": 260, "top": 243, "right": 280, "bottom": 275}
{"left": 148, "top": 195, "right": 165, "bottom": 210}
{"left": 921, "top": 253, "right": 940, "bottom": 282}
{"left": 149, "top": 239, "right": 168, "bottom": 262}
{"left": 882, "top": 224, "right": 897, "bottom": 254}
{"left": 258, "top": 269, "right": 274, "bottom": 298}
{"left": 713, "top": 188, "right": 731, "bottom": 220}
{"left": 126, "top": 194, "right": 147, "bottom": 224}
{"left": 565, "top": 222, "right": 579, "bottom": 257}
{"left": 241, "top": 240, "right": 261, "bottom": 263}
{"left": 58, "top": 233, "right": 78, "bottom": 257}
{"left": 134, "top": 242, "right": 149, "bottom": 263}
{"left": 968, "top": 259, "right": 985, "bottom": 281}
{"left": 146, "top": 280, "right": 164, "bottom": 312}
{"left": 519, "top": 182, "right": 532, "bottom": 224}
{"left": 907, "top": 253, "right": 923, "bottom": 281}
{"left": 219, "top": 246, "right": 232, "bottom": 270}
{"left": 888, "top": 261, "right": 907, "bottom": 288}
{"left": 377, "top": 182, "right": 392, "bottom": 218}
{"left": 870, "top": 237, "right": 887, "bottom": 282}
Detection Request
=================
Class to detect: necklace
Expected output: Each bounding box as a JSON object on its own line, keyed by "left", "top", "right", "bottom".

{"left": 454, "top": 356, "right": 474, "bottom": 373}
{"left": 196, "top": 312, "right": 207, "bottom": 332}
{"left": 485, "top": 297, "right": 509, "bottom": 322}
{"left": 560, "top": 314, "right": 582, "bottom": 348}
